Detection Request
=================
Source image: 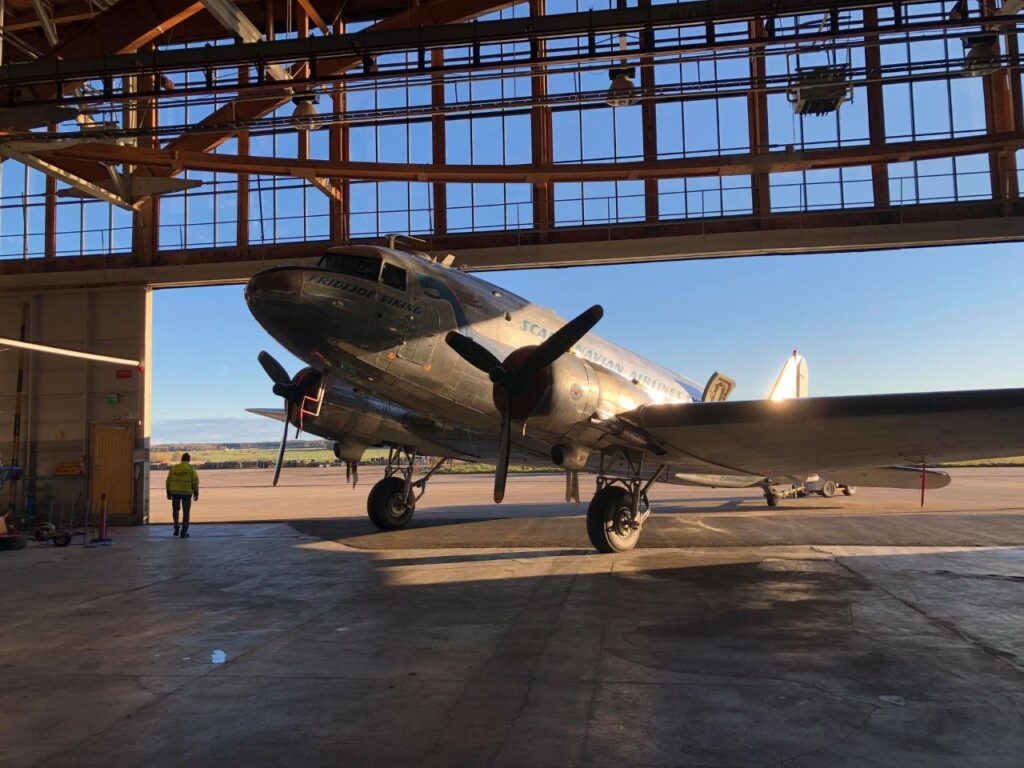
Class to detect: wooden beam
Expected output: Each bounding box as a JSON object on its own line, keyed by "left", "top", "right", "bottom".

{"left": 295, "top": 0, "right": 329, "bottom": 35}
{"left": 3, "top": 200, "right": 1023, "bottom": 288}
{"left": 43, "top": 131, "right": 1024, "bottom": 185}
{"left": 150, "top": 0, "right": 512, "bottom": 160}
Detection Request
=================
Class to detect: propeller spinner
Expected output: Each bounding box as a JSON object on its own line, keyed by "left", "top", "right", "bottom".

{"left": 445, "top": 305, "right": 603, "bottom": 503}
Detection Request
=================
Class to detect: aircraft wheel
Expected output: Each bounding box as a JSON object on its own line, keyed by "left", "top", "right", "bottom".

{"left": 765, "top": 492, "right": 780, "bottom": 507}
{"left": 367, "top": 477, "right": 415, "bottom": 531}
{"left": 820, "top": 480, "right": 838, "bottom": 498}
{"left": 586, "top": 486, "right": 640, "bottom": 554}
{"left": 842, "top": 485, "right": 858, "bottom": 496}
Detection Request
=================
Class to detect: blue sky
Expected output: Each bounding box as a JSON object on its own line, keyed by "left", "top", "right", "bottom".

{"left": 152, "top": 242, "right": 1024, "bottom": 442}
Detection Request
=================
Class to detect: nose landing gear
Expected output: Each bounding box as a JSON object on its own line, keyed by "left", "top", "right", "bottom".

{"left": 367, "top": 447, "right": 447, "bottom": 531}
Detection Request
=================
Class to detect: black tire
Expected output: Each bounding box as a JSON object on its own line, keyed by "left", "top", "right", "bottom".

{"left": 820, "top": 480, "right": 838, "bottom": 498}
{"left": 586, "top": 486, "right": 640, "bottom": 553}
{"left": 0, "top": 534, "right": 28, "bottom": 551}
{"left": 367, "top": 476, "right": 415, "bottom": 531}
{"left": 765, "top": 492, "right": 780, "bottom": 508}
{"left": 842, "top": 486, "right": 857, "bottom": 496}
{"left": 53, "top": 531, "right": 72, "bottom": 547}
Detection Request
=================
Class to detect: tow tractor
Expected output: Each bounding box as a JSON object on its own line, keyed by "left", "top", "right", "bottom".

{"left": 779, "top": 475, "right": 858, "bottom": 500}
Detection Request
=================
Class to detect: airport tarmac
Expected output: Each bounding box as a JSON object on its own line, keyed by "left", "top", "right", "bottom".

{"left": 155, "top": 465, "right": 1024, "bottom": 549}
{"left": 3, "top": 468, "right": 1024, "bottom": 767}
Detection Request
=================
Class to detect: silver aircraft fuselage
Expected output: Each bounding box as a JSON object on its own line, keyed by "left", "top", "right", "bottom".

{"left": 246, "top": 246, "right": 704, "bottom": 469}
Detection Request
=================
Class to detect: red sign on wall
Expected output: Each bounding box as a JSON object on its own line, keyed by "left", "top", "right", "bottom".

{"left": 115, "top": 369, "right": 133, "bottom": 379}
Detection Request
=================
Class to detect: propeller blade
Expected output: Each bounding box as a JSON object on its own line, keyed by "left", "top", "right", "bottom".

{"left": 519, "top": 305, "right": 603, "bottom": 377}
{"left": 258, "top": 351, "right": 291, "bottom": 387}
{"left": 494, "top": 411, "right": 511, "bottom": 503}
{"left": 272, "top": 402, "right": 291, "bottom": 486}
{"left": 445, "top": 332, "right": 502, "bottom": 374}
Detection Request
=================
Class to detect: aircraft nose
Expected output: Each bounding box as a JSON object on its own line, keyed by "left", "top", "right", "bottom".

{"left": 246, "top": 268, "right": 305, "bottom": 321}
{"left": 246, "top": 267, "right": 303, "bottom": 303}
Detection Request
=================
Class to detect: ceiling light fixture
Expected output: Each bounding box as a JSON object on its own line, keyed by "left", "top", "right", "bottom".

{"left": 962, "top": 34, "right": 1000, "bottom": 77}
{"left": 291, "top": 92, "right": 320, "bottom": 131}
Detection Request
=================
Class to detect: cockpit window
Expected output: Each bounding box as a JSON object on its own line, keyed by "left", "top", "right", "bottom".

{"left": 319, "top": 253, "right": 382, "bottom": 281}
{"left": 381, "top": 262, "right": 408, "bottom": 291}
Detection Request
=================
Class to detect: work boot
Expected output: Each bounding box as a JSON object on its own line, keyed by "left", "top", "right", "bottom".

{"left": 173, "top": 527, "right": 180, "bottom": 537}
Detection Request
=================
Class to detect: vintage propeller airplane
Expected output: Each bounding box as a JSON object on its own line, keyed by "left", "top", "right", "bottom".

{"left": 245, "top": 244, "right": 1024, "bottom": 553}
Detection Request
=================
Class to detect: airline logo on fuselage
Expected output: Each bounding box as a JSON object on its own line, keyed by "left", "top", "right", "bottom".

{"left": 306, "top": 274, "right": 420, "bottom": 315}
{"left": 522, "top": 320, "right": 689, "bottom": 401}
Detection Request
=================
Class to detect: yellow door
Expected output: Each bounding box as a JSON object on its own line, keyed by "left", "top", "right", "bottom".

{"left": 89, "top": 422, "right": 135, "bottom": 519}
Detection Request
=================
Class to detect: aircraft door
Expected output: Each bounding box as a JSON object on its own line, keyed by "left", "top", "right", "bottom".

{"left": 374, "top": 262, "right": 411, "bottom": 345}
{"left": 397, "top": 307, "right": 439, "bottom": 365}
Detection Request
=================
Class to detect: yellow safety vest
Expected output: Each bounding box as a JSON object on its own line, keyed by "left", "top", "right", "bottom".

{"left": 166, "top": 462, "right": 199, "bottom": 495}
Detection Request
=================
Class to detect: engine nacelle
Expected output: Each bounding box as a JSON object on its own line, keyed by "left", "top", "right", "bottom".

{"left": 525, "top": 356, "right": 654, "bottom": 440}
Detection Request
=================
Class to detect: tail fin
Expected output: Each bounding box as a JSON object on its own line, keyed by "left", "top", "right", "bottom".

{"left": 768, "top": 350, "right": 808, "bottom": 401}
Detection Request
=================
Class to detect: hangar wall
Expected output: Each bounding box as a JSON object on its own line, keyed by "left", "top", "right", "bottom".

{"left": 0, "top": 287, "right": 152, "bottom": 525}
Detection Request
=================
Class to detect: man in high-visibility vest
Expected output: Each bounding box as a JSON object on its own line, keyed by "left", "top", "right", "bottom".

{"left": 166, "top": 452, "right": 200, "bottom": 538}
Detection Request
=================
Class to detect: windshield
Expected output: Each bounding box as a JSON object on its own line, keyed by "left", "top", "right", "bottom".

{"left": 318, "top": 253, "right": 382, "bottom": 281}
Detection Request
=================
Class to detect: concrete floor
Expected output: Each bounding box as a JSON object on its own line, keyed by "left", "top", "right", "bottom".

{"left": 4, "top": 469, "right": 1024, "bottom": 767}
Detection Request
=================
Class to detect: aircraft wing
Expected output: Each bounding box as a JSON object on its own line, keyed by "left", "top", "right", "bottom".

{"left": 246, "top": 407, "right": 288, "bottom": 423}
{"left": 621, "top": 388, "right": 1024, "bottom": 478}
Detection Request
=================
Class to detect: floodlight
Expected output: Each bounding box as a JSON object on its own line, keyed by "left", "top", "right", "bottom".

{"left": 291, "top": 93, "right": 320, "bottom": 131}
{"left": 606, "top": 67, "right": 639, "bottom": 108}
{"left": 787, "top": 65, "right": 852, "bottom": 116}
{"left": 962, "top": 34, "right": 1000, "bottom": 77}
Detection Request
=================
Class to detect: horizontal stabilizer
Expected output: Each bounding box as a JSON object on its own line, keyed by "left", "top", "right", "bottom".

{"left": 246, "top": 407, "right": 288, "bottom": 423}
{"left": 702, "top": 372, "right": 736, "bottom": 402}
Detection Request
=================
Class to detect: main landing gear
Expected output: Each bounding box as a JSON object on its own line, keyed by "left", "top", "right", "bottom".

{"left": 586, "top": 452, "right": 667, "bottom": 553}
{"left": 367, "top": 447, "right": 446, "bottom": 531}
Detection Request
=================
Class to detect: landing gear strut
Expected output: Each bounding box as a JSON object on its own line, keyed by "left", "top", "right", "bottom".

{"left": 586, "top": 452, "right": 665, "bottom": 553}
{"left": 367, "top": 447, "right": 446, "bottom": 531}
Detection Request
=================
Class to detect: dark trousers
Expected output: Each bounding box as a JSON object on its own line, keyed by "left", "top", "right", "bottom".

{"left": 171, "top": 494, "right": 192, "bottom": 532}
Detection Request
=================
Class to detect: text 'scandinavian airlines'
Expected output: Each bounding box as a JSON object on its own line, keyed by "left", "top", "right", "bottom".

{"left": 246, "top": 245, "right": 1023, "bottom": 553}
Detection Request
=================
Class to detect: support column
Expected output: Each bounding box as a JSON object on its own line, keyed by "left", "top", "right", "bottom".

{"left": 44, "top": 127, "right": 56, "bottom": 259}
{"left": 134, "top": 52, "right": 158, "bottom": 263}
{"left": 431, "top": 48, "right": 447, "bottom": 236}
{"left": 237, "top": 67, "right": 251, "bottom": 252}
{"left": 748, "top": 18, "right": 771, "bottom": 218}
{"left": 982, "top": 3, "right": 1019, "bottom": 203}
{"left": 639, "top": 0, "right": 659, "bottom": 222}
{"left": 863, "top": 8, "right": 890, "bottom": 208}
{"left": 328, "top": 16, "right": 348, "bottom": 242}
{"left": 530, "top": 0, "right": 554, "bottom": 238}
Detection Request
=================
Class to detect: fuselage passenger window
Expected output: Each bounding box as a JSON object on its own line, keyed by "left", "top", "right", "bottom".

{"left": 319, "top": 253, "right": 382, "bottom": 281}
{"left": 381, "top": 263, "right": 408, "bottom": 291}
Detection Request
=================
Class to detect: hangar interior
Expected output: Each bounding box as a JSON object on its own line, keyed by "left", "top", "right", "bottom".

{"left": 1, "top": 0, "right": 1023, "bottom": 524}
{"left": 2, "top": 2, "right": 1024, "bottom": 766}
